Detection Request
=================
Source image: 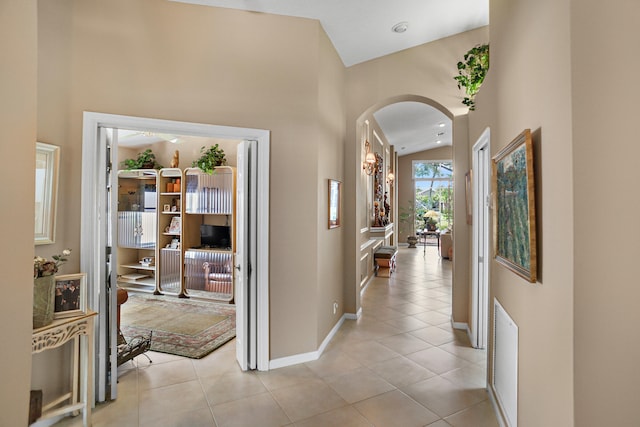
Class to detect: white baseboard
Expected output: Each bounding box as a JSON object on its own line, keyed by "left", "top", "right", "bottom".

{"left": 451, "top": 318, "right": 469, "bottom": 332}
{"left": 487, "top": 383, "right": 509, "bottom": 427}
{"left": 269, "top": 313, "right": 346, "bottom": 370}
{"left": 345, "top": 307, "right": 361, "bottom": 320}
{"left": 451, "top": 319, "right": 475, "bottom": 345}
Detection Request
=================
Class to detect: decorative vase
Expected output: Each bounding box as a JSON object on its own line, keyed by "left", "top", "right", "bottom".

{"left": 33, "top": 275, "right": 56, "bottom": 329}
{"left": 407, "top": 235, "right": 418, "bottom": 248}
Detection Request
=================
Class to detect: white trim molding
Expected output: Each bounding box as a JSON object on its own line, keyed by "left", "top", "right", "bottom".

{"left": 269, "top": 314, "right": 346, "bottom": 370}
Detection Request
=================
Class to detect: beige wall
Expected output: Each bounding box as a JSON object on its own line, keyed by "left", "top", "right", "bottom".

{"left": 36, "top": 0, "right": 346, "bottom": 364}
{"left": 572, "top": 1, "right": 640, "bottom": 425}
{"left": 469, "top": 0, "right": 574, "bottom": 424}
{"left": 0, "top": 1, "right": 37, "bottom": 425}
{"left": 315, "top": 27, "right": 347, "bottom": 345}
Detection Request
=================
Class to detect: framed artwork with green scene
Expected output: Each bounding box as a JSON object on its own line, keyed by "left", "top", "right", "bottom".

{"left": 493, "top": 129, "right": 537, "bottom": 282}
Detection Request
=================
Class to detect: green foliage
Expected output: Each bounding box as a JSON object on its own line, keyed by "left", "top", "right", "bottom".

{"left": 398, "top": 200, "right": 416, "bottom": 235}
{"left": 122, "top": 149, "right": 163, "bottom": 170}
{"left": 454, "top": 43, "right": 489, "bottom": 111}
{"left": 192, "top": 145, "right": 227, "bottom": 174}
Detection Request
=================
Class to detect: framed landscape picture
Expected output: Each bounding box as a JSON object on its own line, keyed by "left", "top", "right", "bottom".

{"left": 54, "top": 273, "right": 87, "bottom": 318}
{"left": 492, "top": 129, "right": 537, "bottom": 282}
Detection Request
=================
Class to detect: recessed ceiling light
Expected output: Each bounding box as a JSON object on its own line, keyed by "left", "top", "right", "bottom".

{"left": 439, "top": 123, "right": 445, "bottom": 127}
{"left": 401, "top": 146, "right": 406, "bottom": 150}
{"left": 392, "top": 22, "right": 409, "bottom": 33}
{"left": 437, "top": 132, "right": 445, "bottom": 136}
{"left": 436, "top": 140, "right": 442, "bottom": 144}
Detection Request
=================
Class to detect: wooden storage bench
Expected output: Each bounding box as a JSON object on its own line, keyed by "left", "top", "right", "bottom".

{"left": 374, "top": 246, "right": 398, "bottom": 278}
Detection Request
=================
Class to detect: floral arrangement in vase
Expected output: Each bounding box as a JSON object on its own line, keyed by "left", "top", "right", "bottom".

{"left": 33, "top": 249, "right": 72, "bottom": 328}
{"left": 34, "top": 249, "right": 71, "bottom": 278}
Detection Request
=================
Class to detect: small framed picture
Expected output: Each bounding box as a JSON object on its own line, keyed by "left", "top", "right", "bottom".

{"left": 163, "top": 204, "right": 171, "bottom": 212}
{"left": 168, "top": 216, "right": 181, "bottom": 234}
{"left": 328, "top": 179, "right": 342, "bottom": 229}
{"left": 54, "top": 273, "right": 87, "bottom": 318}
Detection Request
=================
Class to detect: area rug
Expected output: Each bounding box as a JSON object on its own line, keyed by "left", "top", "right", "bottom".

{"left": 120, "top": 292, "right": 236, "bottom": 359}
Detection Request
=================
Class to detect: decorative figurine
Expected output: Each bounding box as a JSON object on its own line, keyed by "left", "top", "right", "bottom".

{"left": 170, "top": 150, "right": 179, "bottom": 168}
{"left": 383, "top": 192, "right": 390, "bottom": 221}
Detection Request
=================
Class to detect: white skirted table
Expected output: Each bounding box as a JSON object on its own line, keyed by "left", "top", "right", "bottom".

{"left": 31, "top": 310, "right": 97, "bottom": 426}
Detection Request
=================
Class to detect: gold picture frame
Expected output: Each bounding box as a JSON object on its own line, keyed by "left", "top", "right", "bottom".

{"left": 328, "top": 179, "right": 341, "bottom": 229}
{"left": 492, "top": 129, "right": 537, "bottom": 282}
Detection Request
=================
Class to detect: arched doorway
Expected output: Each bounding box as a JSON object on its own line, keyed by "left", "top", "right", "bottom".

{"left": 346, "top": 94, "right": 472, "bottom": 337}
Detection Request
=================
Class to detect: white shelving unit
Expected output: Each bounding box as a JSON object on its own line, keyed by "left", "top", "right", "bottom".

{"left": 183, "top": 166, "right": 236, "bottom": 302}
{"left": 115, "top": 167, "right": 235, "bottom": 302}
{"left": 116, "top": 169, "right": 158, "bottom": 293}
{"left": 158, "top": 168, "right": 184, "bottom": 296}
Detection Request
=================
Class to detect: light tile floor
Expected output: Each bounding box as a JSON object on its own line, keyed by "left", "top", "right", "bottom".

{"left": 56, "top": 245, "right": 498, "bottom": 427}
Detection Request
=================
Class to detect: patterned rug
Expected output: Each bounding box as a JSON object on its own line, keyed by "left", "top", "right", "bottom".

{"left": 120, "top": 292, "right": 236, "bottom": 359}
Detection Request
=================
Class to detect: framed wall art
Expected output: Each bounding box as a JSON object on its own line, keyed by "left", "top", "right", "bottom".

{"left": 54, "top": 273, "right": 87, "bottom": 318}
{"left": 465, "top": 170, "right": 473, "bottom": 225}
{"left": 328, "top": 179, "right": 342, "bottom": 229}
{"left": 492, "top": 129, "right": 537, "bottom": 282}
{"left": 35, "top": 142, "right": 60, "bottom": 245}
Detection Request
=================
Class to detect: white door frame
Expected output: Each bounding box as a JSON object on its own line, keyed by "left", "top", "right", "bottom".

{"left": 81, "top": 112, "right": 271, "bottom": 399}
{"left": 471, "top": 127, "right": 490, "bottom": 349}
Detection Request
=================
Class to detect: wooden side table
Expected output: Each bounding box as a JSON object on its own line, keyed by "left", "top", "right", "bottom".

{"left": 31, "top": 310, "right": 97, "bottom": 426}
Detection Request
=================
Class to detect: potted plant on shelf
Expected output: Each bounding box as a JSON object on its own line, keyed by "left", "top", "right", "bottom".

{"left": 192, "top": 144, "right": 227, "bottom": 174}
{"left": 121, "top": 149, "right": 163, "bottom": 170}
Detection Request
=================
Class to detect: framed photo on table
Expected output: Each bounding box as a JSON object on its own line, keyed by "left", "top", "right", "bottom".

{"left": 328, "top": 179, "right": 341, "bottom": 229}
{"left": 493, "top": 129, "right": 537, "bottom": 282}
{"left": 54, "top": 273, "right": 87, "bottom": 318}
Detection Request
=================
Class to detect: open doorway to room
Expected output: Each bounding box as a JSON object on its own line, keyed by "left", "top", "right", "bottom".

{"left": 81, "top": 112, "right": 270, "bottom": 402}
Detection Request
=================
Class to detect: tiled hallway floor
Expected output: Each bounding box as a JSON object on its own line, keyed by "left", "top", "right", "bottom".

{"left": 56, "top": 246, "right": 498, "bottom": 427}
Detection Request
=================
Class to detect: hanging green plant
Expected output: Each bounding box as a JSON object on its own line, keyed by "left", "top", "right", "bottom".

{"left": 121, "top": 148, "right": 163, "bottom": 170}
{"left": 454, "top": 43, "right": 489, "bottom": 111}
{"left": 192, "top": 144, "right": 227, "bottom": 174}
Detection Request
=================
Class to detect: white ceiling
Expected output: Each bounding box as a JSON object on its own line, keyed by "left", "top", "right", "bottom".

{"left": 170, "top": 0, "right": 487, "bottom": 156}
{"left": 373, "top": 102, "right": 451, "bottom": 156}
{"left": 171, "top": 0, "right": 488, "bottom": 67}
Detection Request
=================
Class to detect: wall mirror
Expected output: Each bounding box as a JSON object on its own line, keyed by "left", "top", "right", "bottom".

{"left": 35, "top": 142, "right": 60, "bottom": 245}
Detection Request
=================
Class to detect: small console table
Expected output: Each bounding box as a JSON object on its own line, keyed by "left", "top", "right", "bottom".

{"left": 31, "top": 310, "right": 97, "bottom": 426}
{"left": 416, "top": 229, "right": 440, "bottom": 255}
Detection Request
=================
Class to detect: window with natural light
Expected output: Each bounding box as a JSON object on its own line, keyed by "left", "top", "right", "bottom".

{"left": 413, "top": 160, "right": 453, "bottom": 231}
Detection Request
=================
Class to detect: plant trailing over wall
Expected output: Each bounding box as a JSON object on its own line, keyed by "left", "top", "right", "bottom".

{"left": 454, "top": 43, "right": 489, "bottom": 111}
{"left": 192, "top": 144, "right": 227, "bottom": 174}
{"left": 122, "top": 148, "right": 163, "bottom": 170}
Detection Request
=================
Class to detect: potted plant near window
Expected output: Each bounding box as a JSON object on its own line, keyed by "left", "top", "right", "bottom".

{"left": 423, "top": 210, "right": 440, "bottom": 231}
{"left": 399, "top": 200, "right": 418, "bottom": 248}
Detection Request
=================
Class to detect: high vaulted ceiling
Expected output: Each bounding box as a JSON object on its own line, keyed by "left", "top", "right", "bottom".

{"left": 170, "top": 0, "right": 489, "bottom": 156}
{"left": 171, "top": 0, "right": 488, "bottom": 67}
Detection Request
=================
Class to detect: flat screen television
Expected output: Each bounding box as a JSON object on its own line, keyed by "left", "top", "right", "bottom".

{"left": 200, "top": 224, "right": 231, "bottom": 249}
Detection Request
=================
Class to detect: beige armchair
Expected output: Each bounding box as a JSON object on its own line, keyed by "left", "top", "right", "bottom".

{"left": 439, "top": 232, "right": 453, "bottom": 259}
